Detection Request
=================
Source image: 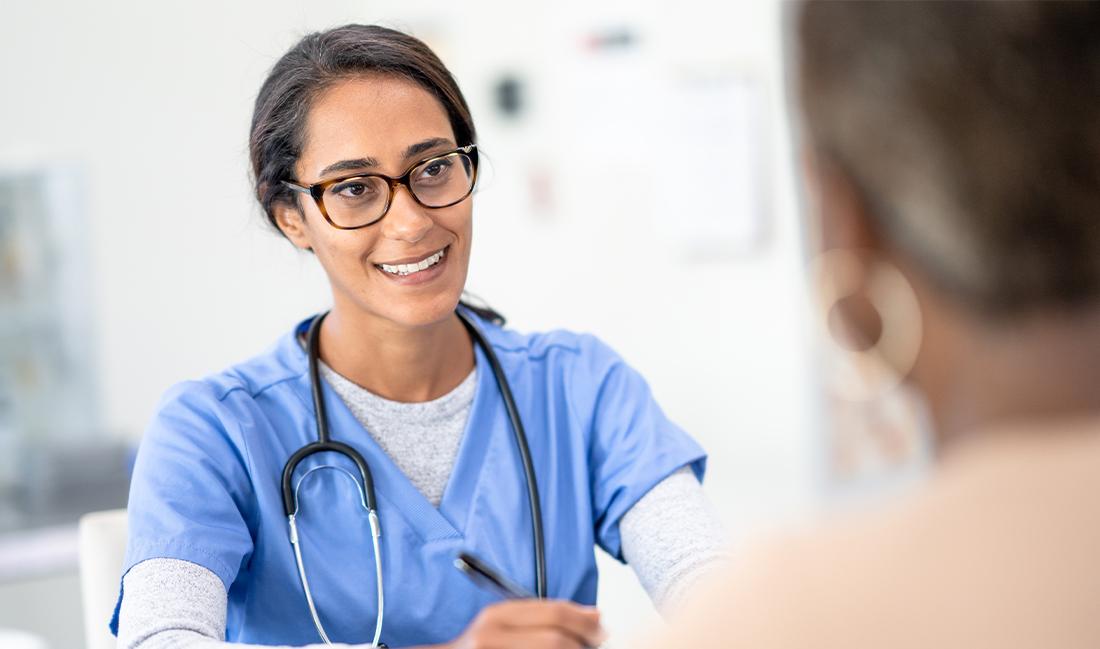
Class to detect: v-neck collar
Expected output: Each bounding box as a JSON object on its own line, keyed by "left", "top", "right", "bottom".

{"left": 289, "top": 328, "right": 500, "bottom": 543}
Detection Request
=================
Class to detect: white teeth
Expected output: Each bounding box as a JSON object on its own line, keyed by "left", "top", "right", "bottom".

{"left": 379, "top": 249, "right": 445, "bottom": 276}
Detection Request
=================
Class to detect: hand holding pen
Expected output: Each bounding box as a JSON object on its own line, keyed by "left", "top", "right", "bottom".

{"left": 447, "top": 552, "right": 608, "bottom": 649}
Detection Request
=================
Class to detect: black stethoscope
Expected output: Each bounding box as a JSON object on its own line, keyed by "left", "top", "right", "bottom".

{"left": 280, "top": 306, "right": 547, "bottom": 645}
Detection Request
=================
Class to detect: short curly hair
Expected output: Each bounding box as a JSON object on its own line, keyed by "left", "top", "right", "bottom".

{"left": 797, "top": 1, "right": 1100, "bottom": 315}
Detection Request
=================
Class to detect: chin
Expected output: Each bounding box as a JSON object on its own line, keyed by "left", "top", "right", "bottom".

{"left": 376, "top": 289, "right": 464, "bottom": 330}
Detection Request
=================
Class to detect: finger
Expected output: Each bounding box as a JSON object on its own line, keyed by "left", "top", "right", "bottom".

{"left": 497, "top": 627, "right": 588, "bottom": 649}
{"left": 492, "top": 600, "right": 604, "bottom": 646}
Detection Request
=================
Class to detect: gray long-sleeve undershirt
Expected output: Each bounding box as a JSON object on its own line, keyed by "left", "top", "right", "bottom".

{"left": 116, "top": 363, "right": 725, "bottom": 649}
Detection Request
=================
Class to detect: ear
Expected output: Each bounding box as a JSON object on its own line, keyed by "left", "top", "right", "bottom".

{"left": 273, "top": 200, "right": 313, "bottom": 251}
{"left": 803, "top": 145, "right": 886, "bottom": 350}
{"left": 801, "top": 146, "right": 880, "bottom": 255}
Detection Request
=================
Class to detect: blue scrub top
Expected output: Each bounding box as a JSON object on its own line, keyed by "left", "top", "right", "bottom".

{"left": 113, "top": 309, "right": 706, "bottom": 646}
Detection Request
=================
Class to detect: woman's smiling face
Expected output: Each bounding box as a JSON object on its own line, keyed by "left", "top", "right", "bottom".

{"left": 275, "top": 74, "right": 473, "bottom": 329}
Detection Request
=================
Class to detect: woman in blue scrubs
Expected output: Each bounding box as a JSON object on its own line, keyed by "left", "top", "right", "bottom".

{"left": 113, "top": 24, "right": 719, "bottom": 649}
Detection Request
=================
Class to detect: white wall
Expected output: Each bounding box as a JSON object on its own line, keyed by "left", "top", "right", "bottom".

{"left": 0, "top": 0, "right": 817, "bottom": 644}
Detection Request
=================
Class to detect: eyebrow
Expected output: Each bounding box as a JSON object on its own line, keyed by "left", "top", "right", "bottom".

{"left": 402, "top": 137, "right": 454, "bottom": 161}
{"left": 316, "top": 137, "right": 456, "bottom": 179}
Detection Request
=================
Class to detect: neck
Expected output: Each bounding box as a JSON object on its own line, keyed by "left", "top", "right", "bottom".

{"left": 919, "top": 302, "right": 1100, "bottom": 453}
{"left": 317, "top": 303, "right": 474, "bottom": 403}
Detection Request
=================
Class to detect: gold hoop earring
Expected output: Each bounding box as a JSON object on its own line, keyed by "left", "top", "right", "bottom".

{"left": 808, "top": 249, "right": 923, "bottom": 402}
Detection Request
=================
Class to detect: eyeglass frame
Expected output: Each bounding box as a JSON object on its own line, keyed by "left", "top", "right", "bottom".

{"left": 282, "top": 144, "right": 479, "bottom": 230}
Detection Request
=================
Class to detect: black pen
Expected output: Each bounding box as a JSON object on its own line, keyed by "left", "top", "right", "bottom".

{"left": 454, "top": 552, "right": 611, "bottom": 649}
{"left": 454, "top": 551, "right": 535, "bottom": 600}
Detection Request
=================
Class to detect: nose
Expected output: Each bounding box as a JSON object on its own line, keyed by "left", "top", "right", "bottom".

{"left": 380, "top": 184, "right": 432, "bottom": 244}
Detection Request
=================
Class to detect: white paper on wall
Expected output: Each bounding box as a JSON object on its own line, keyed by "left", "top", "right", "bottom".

{"left": 652, "top": 72, "right": 769, "bottom": 260}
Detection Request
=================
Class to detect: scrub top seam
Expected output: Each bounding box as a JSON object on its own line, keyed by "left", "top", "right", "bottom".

{"left": 233, "top": 419, "right": 261, "bottom": 569}
{"left": 488, "top": 339, "right": 586, "bottom": 362}
{"left": 219, "top": 348, "right": 585, "bottom": 399}
{"left": 576, "top": 358, "right": 626, "bottom": 457}
{"left": 561, "top": 352, "right": 602, "bottom": 537}
{"left": 276, "top": 370, "right": 315, "bottom": 417}
{"left": 210, "top": 372, "right": 308, "bottom": 568}
{"left": 223, "top": 371, "right": 308, "bottom": 402}
{"left": 217, "top": 328, "right": 313, "bottom": 401}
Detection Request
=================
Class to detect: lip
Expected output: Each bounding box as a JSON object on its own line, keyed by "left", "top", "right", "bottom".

{"left": 373, "top": 245, "right": 450, "bottom": 286}
{"left": 374, "top": 246, "right": 448, "bottom": 267}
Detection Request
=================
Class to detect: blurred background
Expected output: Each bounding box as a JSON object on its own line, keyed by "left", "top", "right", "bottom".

{"left": 0, "top": 1, "right": 927, "bottom": 646}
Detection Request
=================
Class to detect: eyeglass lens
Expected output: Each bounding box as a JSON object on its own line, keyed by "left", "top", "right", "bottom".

{"left": 322, "top": 152, "right": 475, "bottom": 228}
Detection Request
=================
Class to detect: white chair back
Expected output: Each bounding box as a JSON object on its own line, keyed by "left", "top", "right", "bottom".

{"left": 0, "top": 629, "right": 49, "bottom": 649}
{"left": 78, "top": 509, "right": 128, "bottom": 649}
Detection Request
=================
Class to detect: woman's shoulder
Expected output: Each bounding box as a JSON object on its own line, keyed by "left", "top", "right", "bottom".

{"left": 473, "top": 312, "right": 624, "bottom": 373}
{"left": 642, "top": 499, "right": 931, "bottom": 649}
{"left": 153, "top": 322, "right": 309, "bottom": 415}
{"left": 648, "top": 439, "right": 1100, "bottom": 649}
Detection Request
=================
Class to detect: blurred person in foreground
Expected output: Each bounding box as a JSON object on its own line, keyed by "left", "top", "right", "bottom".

{"left": 645, "top": 2, "right": 1100, "bottom": 648}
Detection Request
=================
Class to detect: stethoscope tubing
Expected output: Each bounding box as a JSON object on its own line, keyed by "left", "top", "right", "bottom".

{"left": 281, "top": 312, "right": 379, "bottom": 516}
{"left": 456, "top": 313, "right": 547, "bottom": 599}
{"left": 280, "top": 307, "right": 547, "bottom": 645}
